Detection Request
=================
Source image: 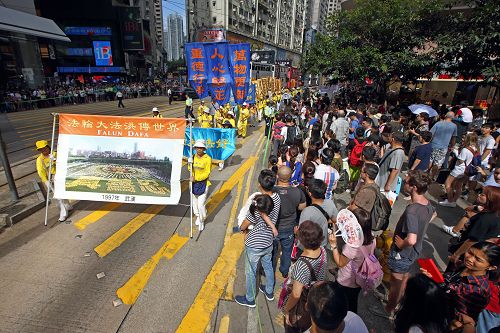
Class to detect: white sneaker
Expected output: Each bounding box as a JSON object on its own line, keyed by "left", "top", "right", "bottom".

{"left": 439, "top": 200, "right": 457, "bottom": 207}
{"left": 195, "top": 217, "right": 200, "bottom": 226}
{"left": 442, "top": 225, "right": 460, "bottom": 237}
{"left": 198, "top": 222, "right": 204, "bottom": 231}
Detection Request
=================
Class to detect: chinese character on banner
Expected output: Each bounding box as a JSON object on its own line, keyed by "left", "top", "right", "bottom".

{"left": 203, "top": 42, "right": 233, "bottom": 105}
{"left": 185, "top": 43, "right": 209, "bottom": 99}
{"left": 228, "top": 43, "right": 251, "bottom": 105}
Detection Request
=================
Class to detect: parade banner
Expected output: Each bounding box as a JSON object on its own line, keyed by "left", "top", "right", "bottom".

{"left": 246, "top": 83, "right": 256, "bottom": 104}
{"left": 185, "top": 42, "right": 209, "bottom": 98}
{"left": 54, "top": 114, "right": 186, "bottom": 205}
{"left": 228, "top": 43, "right": 251, "bottom": 105}
{"left": 203, "top": 42, "right": 232, "bottom": 105}
{"left": 184, "top": 127, "right": 236, "bottom": 161}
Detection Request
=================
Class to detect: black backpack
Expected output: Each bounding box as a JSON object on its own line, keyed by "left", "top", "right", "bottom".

{"left": 285, "top": 126, "right": 298, "bottom": 146}
{"left": 368, "top": 186, "right": 392, "bottom": 231}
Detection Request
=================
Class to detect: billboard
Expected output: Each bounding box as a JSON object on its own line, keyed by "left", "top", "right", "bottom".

{"left": 120, "top": 7, "right": 144, "bottom": 51}
{"left": 54, "top": 114, "right": 186, "bottom": 205}
{"left": 250, "top": 50, "right": 275, "bottom": 64}
{"left": 93, "top": 41, "right": 113, "bottom": 66}
{"left": 195, "top": 29, "right": 226, "bottom": 42}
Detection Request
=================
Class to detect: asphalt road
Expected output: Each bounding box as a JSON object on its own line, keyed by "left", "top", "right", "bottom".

{"left": 0, "top": 97, "right": 466, "bottom": 333}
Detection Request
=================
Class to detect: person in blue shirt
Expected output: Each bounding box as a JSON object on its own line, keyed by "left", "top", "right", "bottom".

{"left": 408, "top": 131, "right": 433, "bottom": 171}
{"left": 348, "top": 112, "right": 360, "bottom": 142}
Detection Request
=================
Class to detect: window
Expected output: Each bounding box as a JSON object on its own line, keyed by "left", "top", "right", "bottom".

{"left": 212, "top": 1, "right": 216, "bottom": 6}
{"left": 213, "top": 17, "right": 217, "bottom": 23}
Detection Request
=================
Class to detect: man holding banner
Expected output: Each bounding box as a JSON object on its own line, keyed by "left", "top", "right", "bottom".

{"left": 189, "top": 139, "right": 212, "bottom": 231}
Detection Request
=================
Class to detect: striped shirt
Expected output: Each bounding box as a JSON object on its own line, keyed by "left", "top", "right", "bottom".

{"left": 244, "top": 193, "right": 281, "bottom": 249}
{"left": 290, "top": 247, "right": 327, "bottom": 286}
{"left": 314, "top": 164, "right": 340, "bottom": 199}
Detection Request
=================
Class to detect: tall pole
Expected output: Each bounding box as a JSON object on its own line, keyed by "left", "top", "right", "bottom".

{"left": 44, "top": 113, "right": 57, "bottom": 226}
{"left": 189, "top": 120, "right": 193, "bottom": 238}
{"left": 0, "top": 129, "right": 19, "bottom": 201}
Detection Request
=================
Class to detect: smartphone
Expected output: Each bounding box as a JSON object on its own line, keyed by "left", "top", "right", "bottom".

{"left": 417, "top": 258, "right": 444, "bottom": 284}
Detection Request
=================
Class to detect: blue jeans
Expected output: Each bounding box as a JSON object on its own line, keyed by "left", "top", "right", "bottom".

{"left": 272, "top": 228, "right": 295, "bottom": 277}
{"left": 245, "top": 245, "right": 274, "bottom": 302}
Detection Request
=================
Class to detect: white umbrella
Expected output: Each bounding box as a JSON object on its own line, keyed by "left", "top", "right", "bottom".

{"left": 409, "top": 104, "right": 438, "bottom": 117}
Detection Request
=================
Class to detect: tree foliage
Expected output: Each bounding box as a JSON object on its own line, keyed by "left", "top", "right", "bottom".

{"left": 303, "top": 0, "right": 499, "bottom": 86}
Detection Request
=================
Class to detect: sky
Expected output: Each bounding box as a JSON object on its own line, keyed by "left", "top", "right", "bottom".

{"left": 163, "top": 0, "right": 187, "bottom": 34}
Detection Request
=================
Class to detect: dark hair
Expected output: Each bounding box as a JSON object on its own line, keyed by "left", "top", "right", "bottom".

{"left": 362, "top": 117, "right": 373, "bottom": 126}
{"left": 363, "top": 163, "right": 379, "bottom": 180}
{"left": 381, "top": 114, "right": 390, "bottom": 123}
{"left": 328, "top": 139, "right": 341, "bottom": 154}
{"left": 482, "top": 122, "right": 494, "bottom": 130}
{"left": 298, "top": 220, "right": 324, "bottom": 250}
{"left": 325, "top": 129, "right": 334, "bottom": 139}
{"left": 288, "top": 146, "right": 300, "bottom": 172}
{"left": 392, "top": 112, "right": 401, "bottom": 121}
{"left": 249, "top": 194, "right": 274, "bottom": 217}
{"left": 275, "top": 113, "right": 282, "bottom": 121}
{"left": 355, "top": 127, "right": 365, "bottom": 138}
{"left": 351, "top": 207, "right": 374, "bottom": 245}
{"left": 420, "top": 131, "right": 432, "bottom": 143}
{"left": 395, "top": 274, "right": 450, "bottom": 333}
{"left": 367, "top": 133, "right": 380, "bottom": 145}
{"left": 470, "top": 241, "right": 500, "bottom": 280}
{"left": 307, "top": 179, "right": 327, "bottom": 199}
{"left": 320, "top": 147, "right": 334, "bottom": 165}
{"left": 407, "top": 170, "right": 432, "bottom": 194}
{"left": 307, "top": 281, "right": 348, "bottom": 331}
{"left": 302, "top": 161, "right": 316, "bottom": 180}
{"left": 362, "top": 146, "right": 376, "bottom": 162}
{"left": 418, "top": 112, "right": 429, "bottom": 122}
{"left": 393, "top": 131, "right": 405, "bottom": 143}
{"left": 268, "top": 155, "right": 278, "bottom": 174}
{"left": 258, "top": 169, "right": 276, "bottom": 191}
{"left": 306, "top": 147, "right": 319, "bottom": 163}
{"left": 311, "top": 122, "right": 322, "bottom": 142}
{"left": 285, "top": 114, "right": 293, "bottom": 123}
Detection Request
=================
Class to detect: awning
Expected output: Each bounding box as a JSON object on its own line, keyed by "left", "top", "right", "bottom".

{"left": 0, "top": 6, "right": 70, "bottom": 42}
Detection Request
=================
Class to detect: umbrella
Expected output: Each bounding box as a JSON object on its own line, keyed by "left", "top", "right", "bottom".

{"left": 334, "top": 209, "right": 364, "bottom": 248}
{"left": 409, "top": 104, "right": 438, "bottom": 117}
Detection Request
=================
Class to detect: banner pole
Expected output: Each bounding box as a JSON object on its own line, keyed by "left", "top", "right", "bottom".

{"left": 189, "top": 119, "right": 193, "bottom": 238}
{"left": 44, "top": 112, "right": 58, "bottom": 226}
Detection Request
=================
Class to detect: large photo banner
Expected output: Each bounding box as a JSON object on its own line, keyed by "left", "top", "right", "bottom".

{"left": 183, "top": 127, "right": 236, "bottom": 161}
{"left": 54, "top": 114, "right": 186, "bottom": 205}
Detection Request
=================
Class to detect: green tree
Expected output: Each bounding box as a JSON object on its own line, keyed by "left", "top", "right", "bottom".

{"left": 303, "top": 0, "right": 443, "bottom": 85}
{"left": 435, "top": 0, "right": 500, "bottom": 86}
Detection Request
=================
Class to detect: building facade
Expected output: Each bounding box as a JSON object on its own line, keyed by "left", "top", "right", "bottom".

{"left": 165, "top": 13, "right": 184, "bottom": 61}
{"left": 186, "top": 0, "right": 307, "bottom": 67}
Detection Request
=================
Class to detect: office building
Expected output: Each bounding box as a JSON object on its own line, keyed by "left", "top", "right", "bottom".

{"left": 165, "top": 13, "right": 184, "bottom": 61}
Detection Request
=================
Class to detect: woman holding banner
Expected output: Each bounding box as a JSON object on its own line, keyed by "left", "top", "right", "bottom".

{"left": 190, "top": 139, "right": 212, "bottom": 231}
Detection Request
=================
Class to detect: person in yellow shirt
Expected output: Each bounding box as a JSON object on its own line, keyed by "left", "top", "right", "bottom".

{"left": 215, "top": 105, "right": 225, "bottom": 128}
{"left": 199, "top": 107, "right": 212, "bottom": 128}
{"left": 188, "top": 139, "right": 212, "bottom": 231}
{"left": 152, "top": 107, "right": 162, "bottom": 118}
{"left": 35, "top": 140, "right": 72, "bottom": 222}
{"left": 224, "top": 110, "right": 236, "bottom": 128}
{"left": 197, "top": 101, "right": 206, "bottom": 122}
{"left": 238, "top": 102, "right": 250, "bottom": 137}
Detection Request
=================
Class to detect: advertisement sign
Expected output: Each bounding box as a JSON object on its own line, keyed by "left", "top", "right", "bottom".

{"left": 93, "top": 41, "right": 113, "bottom": 66}
{"left": 119, "top": 7, "right": 144, "bottom": 51}
{"left": 184, "top": 127, "right": 236, "bottom": 161}
{"left": 54, "top": 114, "right": 186, "bottom": 205}
{"left": 250, "top": 50, "right": 275, "bottom": 64}
{"left": 196, "top": 29, "right": 226, "bottom": 42}
{"left": 228, "top": 43, "right": 251, "bottom": 105}
{"left": 64, "top": 26, "right": 112, "bottom": 36}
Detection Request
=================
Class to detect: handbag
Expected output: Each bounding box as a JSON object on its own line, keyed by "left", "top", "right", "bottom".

{"left": 192, "top": 180, "right": 207, "bottom": 195}
{"left": 281, "top": 250, "right": 325, "bottom": 332}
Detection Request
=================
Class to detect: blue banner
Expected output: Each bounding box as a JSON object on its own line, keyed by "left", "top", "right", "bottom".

{"left": 208, "top": 83, "right": 232, "bottom": 106}
{"left": 185, "top": 43, "right": 209, "bottom": 99}
{"left": 203, "top": 42, "right": 232, "bottom": 105}
{"left": 246, "top": 84, "right": 256, "bottom": 104}
{"left": 184, "top": 127, "right": 237, "bottom": 161}
{"left": 228, "top": 43, "right": 251, "bottom": 105}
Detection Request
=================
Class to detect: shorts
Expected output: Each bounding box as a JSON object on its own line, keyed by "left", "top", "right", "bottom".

{"left": 387, "top": 248, "right": 414, "bottom": 274}
{"left": 349, "top": 166, "right": 361, "bottom": 182}
{"left": 431, "top": 148, "right": 447, "bottom": 167}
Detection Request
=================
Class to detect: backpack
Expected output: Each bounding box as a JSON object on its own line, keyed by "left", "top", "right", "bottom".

{"left": 353, "top": 243, "right": 383, "bottom": 292}
{"left": 464, "top": 147, "right": 482, "bottom": 177}
{"left": 349, "top": 139, "right": 367, "bottom": 167}
{"left": 285, "top": 126, "right": 299, "bottom": 146}
{"left": 368, "top": 186, "right": 392, "bottom": 231}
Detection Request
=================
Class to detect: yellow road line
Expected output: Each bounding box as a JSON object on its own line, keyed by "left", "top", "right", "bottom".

{"left": 218, "top": 315, "right": 230, "bottom": 333}
{"left": 94, "top": 181, "right": 189, "bottom": 257}
{"left": 116, "top": 233, "right": 189, "bottom": 304}
{"left": 94, "top": 204, "right": 166, "bottom": 257}
{"left": 175, "top": 233, "right": 245, "bottom": 333}
{"left": 74, "top": 202, "right": 122, "bottom": 230}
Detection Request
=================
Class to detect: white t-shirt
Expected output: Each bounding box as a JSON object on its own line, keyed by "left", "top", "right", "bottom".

{"left": 459, "top": 107, "right": 473, "bottom": 123}
{"left": 479, "top": 135, "right": 495, "bottom": 166}
{"left": 451, "top": 146, "right": 474, "bottom": 177}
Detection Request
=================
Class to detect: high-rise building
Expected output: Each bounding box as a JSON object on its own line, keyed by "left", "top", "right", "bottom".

{"left": 306, "top": 0, "right": 329, "bottom": 34}
{"left": 165, "top": 13, "right": 184, "bottom": 61}
{"left": 153, "top": 0, "right": 164, "bottom": 48}
{"left": 186, "top": 0, "right": 307, "bottom": 66}
{"left": 326, "top": 0, "right": 342, "bottom": 16}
